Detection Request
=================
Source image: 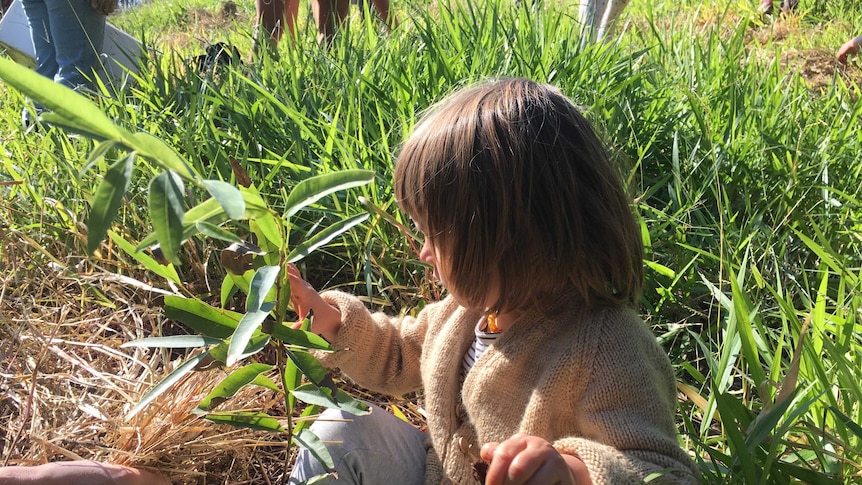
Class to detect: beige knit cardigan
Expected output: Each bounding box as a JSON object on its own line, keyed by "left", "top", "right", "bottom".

{"left": 317, "top": 290, "right": 699, "bottom": 485}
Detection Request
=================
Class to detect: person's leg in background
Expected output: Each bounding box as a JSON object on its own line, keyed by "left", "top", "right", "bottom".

{"left": 289, "top": 405, "right": 427, "bottom": 485}
{"left": 312, "top": 0, "right": 349, "bottom": 45}
{"left": 21, "top": 0, "right": 105, "bottom": 127}
{"left": 579, "top": 0, "right": 630, "bottom": 46}
{"left": 21, "top": 0, "right": 59, "bottom": 82}
{"left": 45, "top": 0, "right": 105, "bottom": 89}
{"left": 253, "top": 0, "right": 299, "bottom": 55}
{"left": 368, "top": 0, "right": 394, "bottom": 31}
{"left": 760, "top": 0, "right": 798, "bottom": 16}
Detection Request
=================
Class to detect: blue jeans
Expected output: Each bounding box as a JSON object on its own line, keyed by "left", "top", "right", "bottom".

{"left": 289, "top": 405, "right": 427, "bottom": 485}
{"left": 22, "top": 0, "right": 106, "bottom": 90}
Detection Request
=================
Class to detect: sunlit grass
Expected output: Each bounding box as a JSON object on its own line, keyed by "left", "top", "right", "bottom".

{"left": 2, "top": 0, "right": 862, "bottom": 482}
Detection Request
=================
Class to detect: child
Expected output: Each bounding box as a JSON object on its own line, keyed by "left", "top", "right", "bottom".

{"left": 287, "top": 78, "right": 699, "bottom": 485}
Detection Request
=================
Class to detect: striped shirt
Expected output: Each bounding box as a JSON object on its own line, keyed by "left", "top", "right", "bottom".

{"left": 461, "top": 317, "right": 502, "bottom": 380}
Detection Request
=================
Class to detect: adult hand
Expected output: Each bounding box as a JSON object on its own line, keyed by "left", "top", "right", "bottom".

{"left": 91, "top": 0, "right": 119, "bottom": 15}
{"left": 287, "top": 264, "right": 342, "bottom": 342}
{"left": 837, "top": 36, "right": 862, "bottom": 64}
{"left": 0, "top": 461, "right": 170, "bottom": 485}
{"left": 480, "top": 434, "right": 590, "bottom": 485}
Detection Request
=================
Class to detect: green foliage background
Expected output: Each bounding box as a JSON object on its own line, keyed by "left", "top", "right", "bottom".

{"left": 2, "top": 0, "right": 861, "bottom": 482}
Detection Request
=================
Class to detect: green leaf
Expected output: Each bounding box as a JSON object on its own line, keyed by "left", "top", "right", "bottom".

{"left": 645, "top": 260, "right": 675, "bottom": 279}
{"left": 251, "top": 213, "right": 284, "bottom": 266}
{"left": 239, "top": 187, "right": 275, "bottom": 219}
{"left": 291, "top": 383, "right": 371, "bottom": 416}
{"left": 728, "top": 267, "right": 768, "bottom": 393}
{"left": 195, "top": 221, "right": 243, "bottom": 243}
{"left": 202, "top": 180, "right": 245, "bottom": 220}
{"left": 830, "top": 406, "right": 862, "bottom": 440}
{"left": 135, "top": 232, "right": 159, "bottom": 253}
{"left": 287, "top": 213, "right": 370, "bottom": 263}
{"left": 0, "top": 57, "right": 126, "bottom": 141}
{"left": 184, "top": 198, "right": 228, "bottom": 227}
{"left": 209, "top": 333, "right": 270, "bottom": 364}
{"left": 227, "top": 269, "right": 254, "bottom": 295}
{"left": 130, "top": 132, "right": 197, "bottom": 180}
{"left": 108, "top": 230, "right": 181, "bottom": 285}
{"left": 122, "top": 335, "right": 222, "bottom": 348}
{"left": 220, "top": 275, "right": 238, "bottom": 308}
{"left": 164, "top": 295, "right": 242, "bottom": 339}
{"left": 714, "top": 392, "right": 757, "bottom": 482}
{"left": 293, "top": 428, "right": 335, "bottom": 473}
{"left": 126, "top": 351, "right": 209, "bottom": 420}
{"left": 246, "top": 266, "right": 280, "bottom": 311}
{"left": 269, "top": 323, "right": 332, "bottom": 351}
{"left": 137, "top": 188, "right": 267, "bottom": 254}
{"left": 293, "top": 404, "right": 321, "bottom": 435}
{"left": 358, "top": 196, "right": 418, "bottom": 240}
{"left": 196, "top": 363, "right": 275, "bottom": 412}
{"left": 775, "top": 462, "right": 840, "bottom": 485}
{"left": 251, "top": 374, "right": 283, "bottom": 393}
{"left": 87, "top": 152, "right": 135, "bottom": 255}
{"left": 80, "top": 140, "right": 118, "bottom": 176}
{"left": 284, "top": 170, "right": 375, "bottom": 219}
{"left": 744, "top": 389, "right": 797, "bottom": 450}
{"left": 148, "top": 171, "right": 186, "bottom": 266}
{"left": 226, "top": 306, "right": 273, "bottom": 367}
{"left": 285, "top": 349, "right": 338, "bottom": 397}
{"left": 203, "top": 411, "right": 285, "bottom": 432}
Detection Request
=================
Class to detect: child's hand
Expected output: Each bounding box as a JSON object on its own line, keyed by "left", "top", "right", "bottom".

{"left": 287, "top": 264, "right": 342, "bottom": 342}
{"left": 480, "top": 434, "right": 590, "bottom": 485}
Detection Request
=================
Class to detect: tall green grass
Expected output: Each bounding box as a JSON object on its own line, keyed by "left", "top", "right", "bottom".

{"left": 2, "top": 0, "right": 861, "bottom": 482}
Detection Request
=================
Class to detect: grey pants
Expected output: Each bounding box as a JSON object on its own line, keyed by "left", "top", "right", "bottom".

{"left": 289, "top": 405, "right": 428, "bottom": 485}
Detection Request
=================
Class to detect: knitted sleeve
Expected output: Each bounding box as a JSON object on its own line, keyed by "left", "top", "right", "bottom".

{"left": 312, "top": 290, "right": 434, "bottom": 397}
{"left": 552, "top": 311, "right": 700, "bottom": 485}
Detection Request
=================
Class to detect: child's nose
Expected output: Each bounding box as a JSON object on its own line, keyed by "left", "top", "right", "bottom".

{"left": 419, "top": 239, "right": 435, "bottom": 265}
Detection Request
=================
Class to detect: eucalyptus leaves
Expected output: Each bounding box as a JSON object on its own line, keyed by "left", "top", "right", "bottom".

{"left": 0, "top": 56, "right": 374, "bottom": 481}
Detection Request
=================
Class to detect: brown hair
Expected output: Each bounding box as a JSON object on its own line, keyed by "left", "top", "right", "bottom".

{"left": 395, "top": 78, "right": 643, "bottom": 313}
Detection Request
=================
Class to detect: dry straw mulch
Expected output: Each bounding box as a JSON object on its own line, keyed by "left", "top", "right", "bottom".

{"left": 1, "top": 225, "right": 306, "bottom": 484}
{"left": 0, "top": 220, "right": 426, "bottom": 484}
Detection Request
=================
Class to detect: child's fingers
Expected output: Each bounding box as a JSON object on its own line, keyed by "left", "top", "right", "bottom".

{"left": 480, "top": 442, "right": 499, "bottom": 462}
{"left": 482, "top": 435, "right": 575, "bottom": 485}
{"left": 290, "top": 295, "right": 308, "bottom": 322}
{"left": 483, "top": 435, "right": 529, "bottom": 485}
{"left": 286, "top": 263, "right": 302, "bottom": 279}
{"left": 287, "top": 263, "right": 315, "bottom": 320}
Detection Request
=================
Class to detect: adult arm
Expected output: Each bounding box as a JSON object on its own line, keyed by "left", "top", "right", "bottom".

{"left": 0, "top": 461, "right": 169, "bottom": 485}
{"left": 837, "top": 35, "right": 862, "bottom": 64}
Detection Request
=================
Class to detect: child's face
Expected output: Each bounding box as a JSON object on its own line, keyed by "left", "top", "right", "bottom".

{"left": 417, "top": 226, "right": 497, "bottom": 311}
{"left": 418, "top": 230, "right": 449, "bottom": 287}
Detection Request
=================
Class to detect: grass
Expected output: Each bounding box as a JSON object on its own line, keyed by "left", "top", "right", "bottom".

{"left": 2, "top": 0, "right": 862, "bottom": 483}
